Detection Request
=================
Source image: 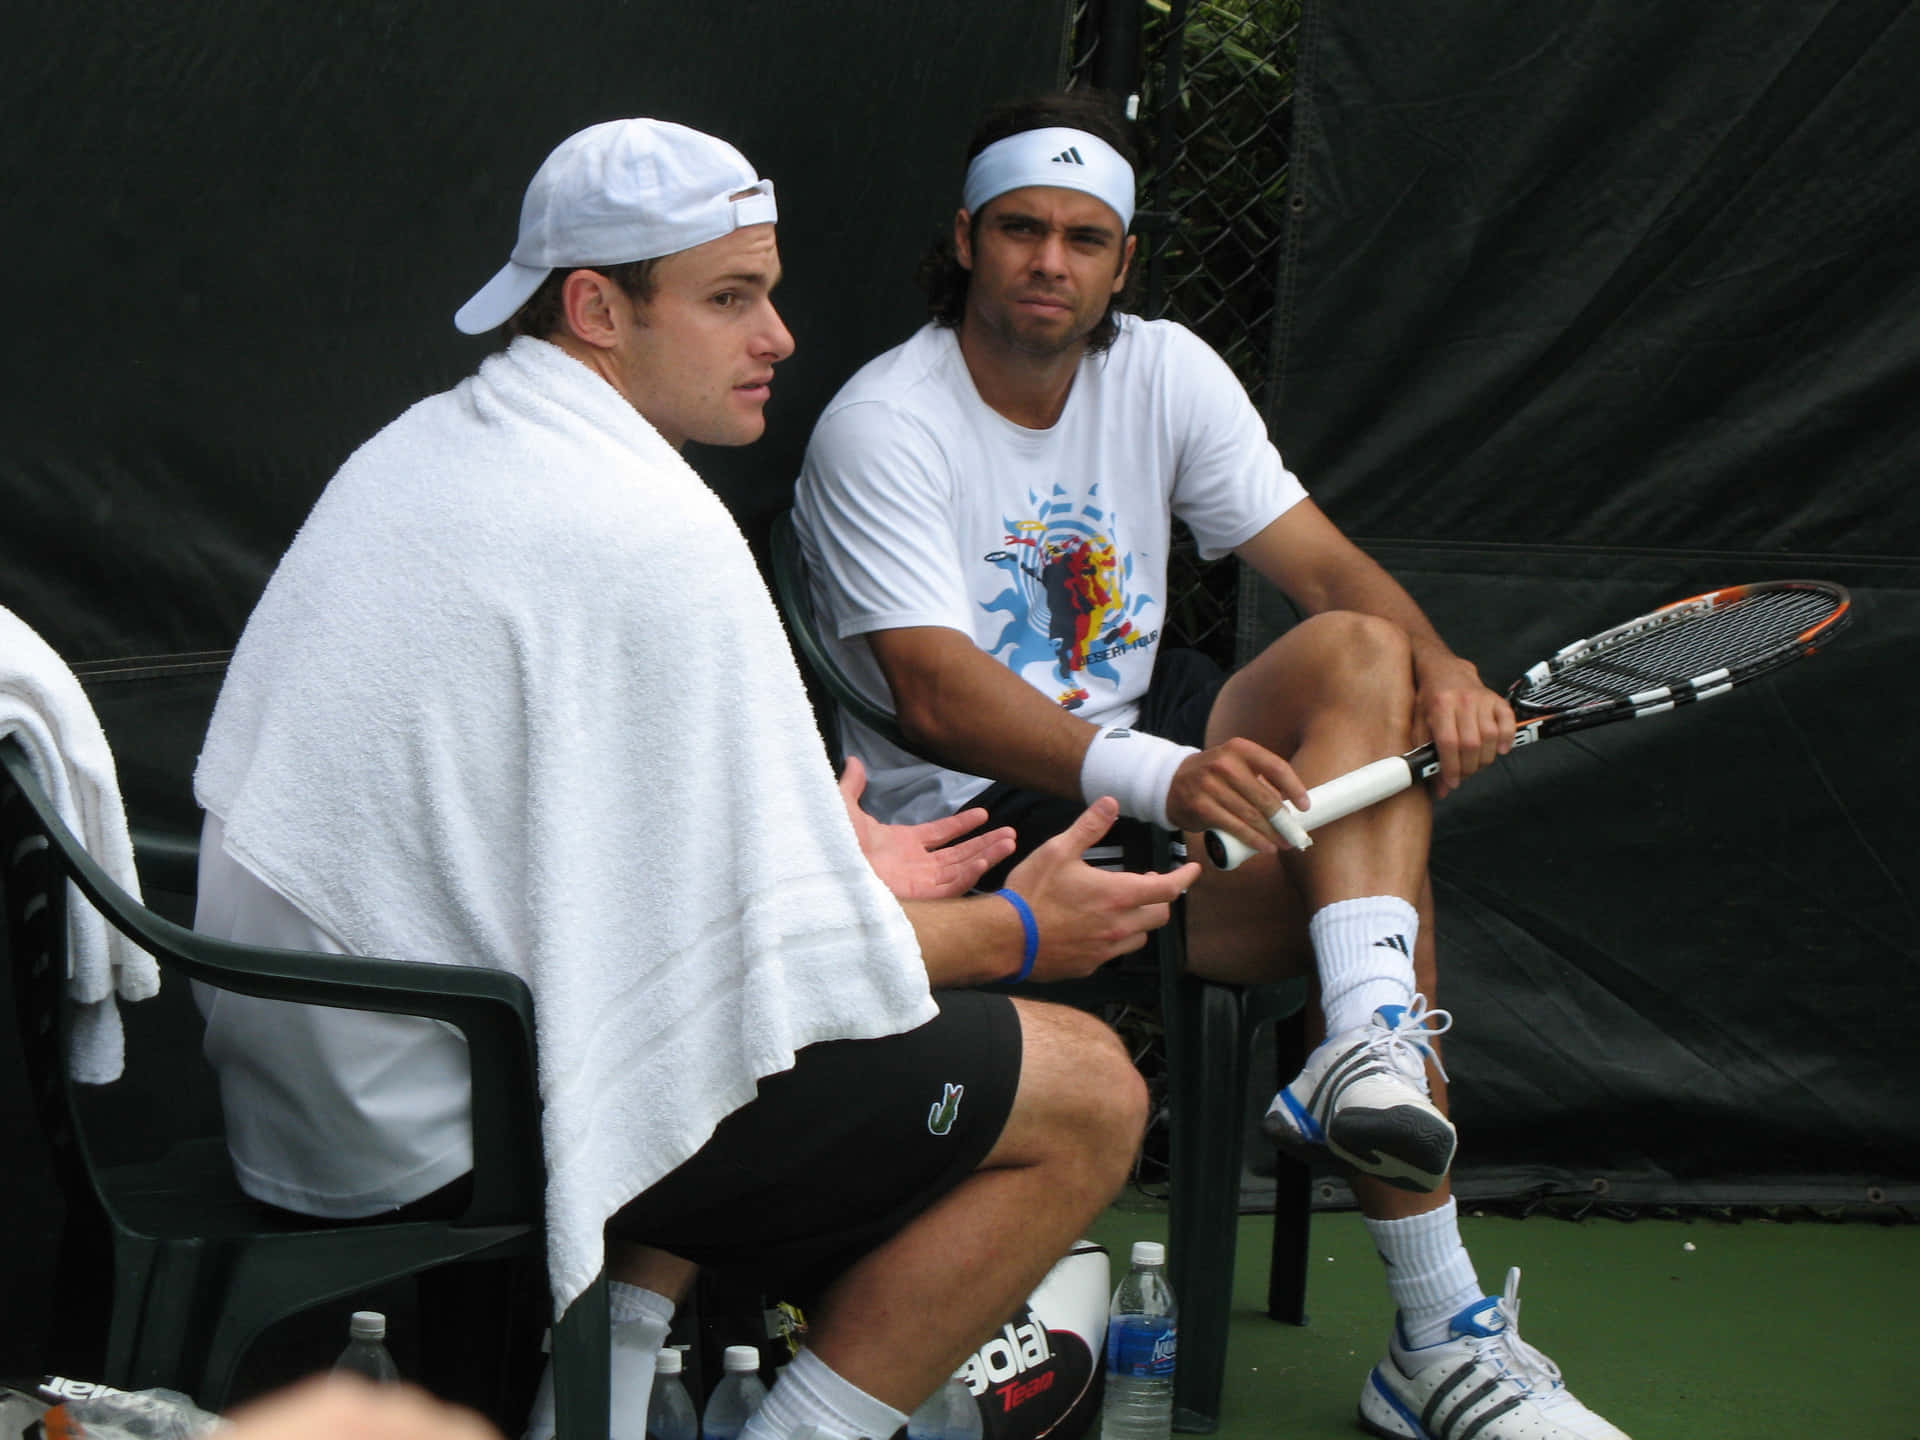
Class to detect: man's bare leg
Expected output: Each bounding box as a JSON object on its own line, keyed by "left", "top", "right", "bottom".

{"left": 606, "top": 1240, "right": 700, "bottom": 1299}
{"left": 1186, "top": 613, "right": 1448, "bottom": 1177}
{"left": 1184, "top": 610, "right": 1431, "bottom": 979}
{"left": 1171, "top": 620, "right": 1490, "bottom": 1354}
{"left": 752, "top": 999, "right": 1146, "bottom": 1429}
{"left": 1180, "top": 608, "right": 1455, "bottom": 1180}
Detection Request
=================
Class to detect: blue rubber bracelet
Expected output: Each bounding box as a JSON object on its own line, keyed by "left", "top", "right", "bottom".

{"left": 995, "top": 888, "right": 1039, "bottom": 983}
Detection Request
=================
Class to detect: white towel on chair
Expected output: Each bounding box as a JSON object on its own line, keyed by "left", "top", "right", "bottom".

{"left": 195, "top": 336, "right": 934, "bottom": 1315}
{"left": 0, "top": 605, "right": 160, "bottom": 1083}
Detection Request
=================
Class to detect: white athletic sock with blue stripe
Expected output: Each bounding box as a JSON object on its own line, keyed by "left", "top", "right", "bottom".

{"left": 1312, "top": 896, "right": 1419, "bottom": 1037}
{"left": 1365, "top": 1198, "right": 1482, "bottom": 1349}
{"left": 741, "top": 1346, "right": 909, "bottom": 1440}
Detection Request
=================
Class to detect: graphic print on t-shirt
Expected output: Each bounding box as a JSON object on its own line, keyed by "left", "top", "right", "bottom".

{"left": 979, "top": 485, "right": 1158, "bottom": 708}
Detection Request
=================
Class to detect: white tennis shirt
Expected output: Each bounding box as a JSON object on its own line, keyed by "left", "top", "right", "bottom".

{"left": 192, "top": 811, "right": 474, "bottom": 1217}
{"left": 795, "top": 316, "right": 1305, "bottom": 824}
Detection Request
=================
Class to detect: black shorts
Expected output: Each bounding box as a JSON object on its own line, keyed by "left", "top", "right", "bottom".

{"left": 972, "top": 647, "right": 1227, "bottom": 887}
{"left": 607, "top": 989, "right": 1022, "bottom": 1304}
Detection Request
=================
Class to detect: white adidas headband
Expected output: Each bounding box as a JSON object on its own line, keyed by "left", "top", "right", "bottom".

{"left": 961, "top": 126, "right": 1136, "bottom": 230}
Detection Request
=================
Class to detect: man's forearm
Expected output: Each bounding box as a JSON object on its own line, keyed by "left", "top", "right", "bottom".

{"left": 901, "top": 798, "right": 1197, "bottom": 988}
{"left": 869, "top": 625, "right": 1096, "bottom": 799}
{"left": 1239, "top": 503, "right": 1459, "bottom": 663}
{"left": 903, "top": 894, "right": 1027, "bottom": 988}
{"left": 1307, "top": 547, "right": 1448, "bottom": 651}
{"left": 1305, "top": 557, "right": 1496, "bottom": 710}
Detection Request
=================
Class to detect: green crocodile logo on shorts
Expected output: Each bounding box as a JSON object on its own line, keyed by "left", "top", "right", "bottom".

{"left": 927, "top": 1082, "right": 965, "bottom": 1136}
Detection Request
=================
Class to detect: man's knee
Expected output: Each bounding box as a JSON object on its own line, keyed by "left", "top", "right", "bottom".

{"left": 1280, "top": 610, "right": 1413, "bottom": 690}
{"left": 1213, "top": 609, "right": 1416, "bottom": 748}
{"left": 1012, "top": 999, "right": 1148, "bottom": 1165}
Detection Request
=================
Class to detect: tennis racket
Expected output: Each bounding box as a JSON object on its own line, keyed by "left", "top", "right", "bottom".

{"left": 1205, "top": 579, "right": 1853, "bottom": 871}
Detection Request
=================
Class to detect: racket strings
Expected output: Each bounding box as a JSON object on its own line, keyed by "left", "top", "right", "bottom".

{"left": 1522, "top": 588, "right": 1839, "bottom": 709}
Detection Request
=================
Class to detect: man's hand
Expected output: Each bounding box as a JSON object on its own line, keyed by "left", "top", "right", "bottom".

{"left": 225, "top": 1376, "right": 503, "bottom": 1440}
{"left": 1163, "top": 737, "right": 1311, "bottom": 861}
{"left": 1412, "top": 648, "right": 1515, "bottom": 798}
{"left": 1004, "top": 796, "right": 1201, "bottom": 980}
{"left": 840, "top": 755, "right": 1016, "bottom": 899}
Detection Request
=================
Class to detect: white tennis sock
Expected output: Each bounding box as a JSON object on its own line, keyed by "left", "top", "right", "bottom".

{"left": 1365, "top": 1198, "right": 1483, "bottom": 1349}
{"left": 608, "top": 1284, "right": 677, "bottom": 1440}
{"left": 1311, "top": 895, "right": 1419, "bottom": 1037}
{"left": 522, "top": 1282, "right": 675, "bottom": 1440}
{"left": 739, "top": 1347, "right": 909, "bottom": 1440}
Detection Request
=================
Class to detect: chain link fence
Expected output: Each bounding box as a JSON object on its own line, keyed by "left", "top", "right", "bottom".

{"left": 1065, "top": 0, "right": 1303, "bottom": 1197}
{"left": 1069, "top": 0, "right": 1302, "bottom": 672}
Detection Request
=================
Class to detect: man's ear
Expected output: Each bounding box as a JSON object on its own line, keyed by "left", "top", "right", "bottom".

{"left": 1112, "top": 233, "right": 1139, "bottom": 295}
{"left": 560, "top": 269, "right": 621, "bottom": 350}
{"left": 953, "top": 209, "right": 974, "bottom": 271}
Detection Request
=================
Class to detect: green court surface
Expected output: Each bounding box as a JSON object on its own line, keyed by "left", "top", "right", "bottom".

{"left": 1083, "top": 1201, "right": 1913, "bottom": 1440}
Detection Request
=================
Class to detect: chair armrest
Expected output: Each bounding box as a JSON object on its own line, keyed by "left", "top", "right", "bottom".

{"left": 2, "top": 739, "right": 544, "bottom": 1224}
{"left": 131, "top": 823, "right": 201, "bottom": 897}
{"left": 767, "top": 509, "right": 920, "bottom": 755}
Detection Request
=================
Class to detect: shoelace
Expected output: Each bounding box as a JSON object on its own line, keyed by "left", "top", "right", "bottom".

{"left": 1370, "top": 993, "right": 1455, "bottom": 1086}
{"left": 1476, "top": 1267, "right": 1564, "bottom": 1396}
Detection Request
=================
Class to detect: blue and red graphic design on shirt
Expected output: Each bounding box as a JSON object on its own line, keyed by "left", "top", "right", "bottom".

{"left": 980, "top": 485, "right": 1158, "bottom": 696}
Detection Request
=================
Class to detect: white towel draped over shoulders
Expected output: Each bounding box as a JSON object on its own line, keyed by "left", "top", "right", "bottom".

{"left": 195, "top": 337, "right": 933, "bottom": 1314}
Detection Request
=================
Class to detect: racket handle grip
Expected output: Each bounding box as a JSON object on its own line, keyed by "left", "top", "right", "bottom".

{"left": 1204, "top": 756, "right": 1418, "bottom": 871}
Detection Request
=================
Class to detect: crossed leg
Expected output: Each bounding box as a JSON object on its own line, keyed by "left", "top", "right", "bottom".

{"left": 1177, "top": 611, "right": 1634, "bottom": 1439}
{"left": 1181, "top": 609, "right": 1452, "bottom": 1219}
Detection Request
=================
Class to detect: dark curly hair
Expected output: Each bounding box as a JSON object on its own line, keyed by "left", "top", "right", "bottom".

{"left": 918, "top": 91, "right": 1141, "bottom": 354}
{"left": 503, "top": 257, "right": 664, "bottom": 342}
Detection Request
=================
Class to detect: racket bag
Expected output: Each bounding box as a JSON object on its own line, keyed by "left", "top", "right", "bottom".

{"left": 949, "top": 1239, "right": 1109, "bottom": 1440}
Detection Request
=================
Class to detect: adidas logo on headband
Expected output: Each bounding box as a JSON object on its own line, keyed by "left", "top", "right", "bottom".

{"left": 962, "top": 126, "right": 1137, "bottom": 230}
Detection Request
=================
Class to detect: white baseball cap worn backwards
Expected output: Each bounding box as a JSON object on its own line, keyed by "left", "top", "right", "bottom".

{"left": 454, "top": 118, "right": 778, "bottom": 335}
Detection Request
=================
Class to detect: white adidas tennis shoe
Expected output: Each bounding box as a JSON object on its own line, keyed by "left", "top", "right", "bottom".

{"left": 1359, "top": 1268, "right": 1631, "bottom": 1440}
{"left": 1264, "top": 997, "right": 1456, "bottom": 1191}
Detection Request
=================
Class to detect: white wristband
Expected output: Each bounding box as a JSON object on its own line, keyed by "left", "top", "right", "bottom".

{"left": 1079, "top": 726, "right": 1199, "bottom": 832}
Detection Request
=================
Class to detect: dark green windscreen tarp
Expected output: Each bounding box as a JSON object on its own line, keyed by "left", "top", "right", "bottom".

{"left": 1264, "top": 0, "right": 1918, "bottom": 1205}
{"left": 0, "top": 0, "right": 1070, "bottom": 1373}
{"left": 1, "top": 0, "right": 1068, "bottom": 828}
{"left": 6, "top": 3, "right": 1916, "bottom": 1382}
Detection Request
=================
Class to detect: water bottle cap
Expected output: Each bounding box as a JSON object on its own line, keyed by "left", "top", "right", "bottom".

{"left": 722, "top": 1344, "right": 761, "bottom": 1372}
{"left": 348, "top": 1310, "right": 387, "bottom": 1340}
{"left": 656, "top": 1348, "right": 683, "bottom": 1375}
{"left": 1130, "top": 1241, "right": 1166, "bottom": 1267}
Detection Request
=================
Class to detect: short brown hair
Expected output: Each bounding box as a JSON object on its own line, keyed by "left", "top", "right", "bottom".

{"left": 919, "top": 92, "right": 1140, "bottom": 353}
{"left": 504, "top": 257, "right": 663, "bottom": 341}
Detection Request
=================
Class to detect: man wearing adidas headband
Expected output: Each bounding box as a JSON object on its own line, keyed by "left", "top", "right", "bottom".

{"left": 795, "top": 93, "right": 1630, "bottom": 1440}
{"left": 193, "top": 117, "right": 1192, "bottom": 1440}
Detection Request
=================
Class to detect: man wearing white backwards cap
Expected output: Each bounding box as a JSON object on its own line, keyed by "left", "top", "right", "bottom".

{"left": 795, "top": 93, "right": 1631, "bottom": 1440}
{"left": 194, "top": 116, "right": 1191, "bottom": 1440}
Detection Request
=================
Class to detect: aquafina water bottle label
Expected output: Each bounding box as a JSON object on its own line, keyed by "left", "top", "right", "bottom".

{"left": 1105, "top": 1316, "right": 1176, "bottom": 1378}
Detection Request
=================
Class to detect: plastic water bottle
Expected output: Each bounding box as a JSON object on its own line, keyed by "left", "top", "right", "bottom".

{"left": 333, "top": 1310, "right": 400, "bottom": 1381}
{"left": 646, "top": 1347, "right": 698, "bottom": 1440}
{"left": 1101, "top": 1241, "right": 1176, "bottom": 1440}
{"left": 906, "top": 1373, "right": 983, "bottom": 1440}
{"left": 700, "top": 1345, "right": 767, "bottom": 1440}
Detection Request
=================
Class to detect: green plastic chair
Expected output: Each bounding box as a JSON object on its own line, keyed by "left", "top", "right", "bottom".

{"left": 766, "top": 510, "right": 1314, "bottom": 1433}
{"left": 0, "top": 735, "right": 611, "bottom": 1437}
